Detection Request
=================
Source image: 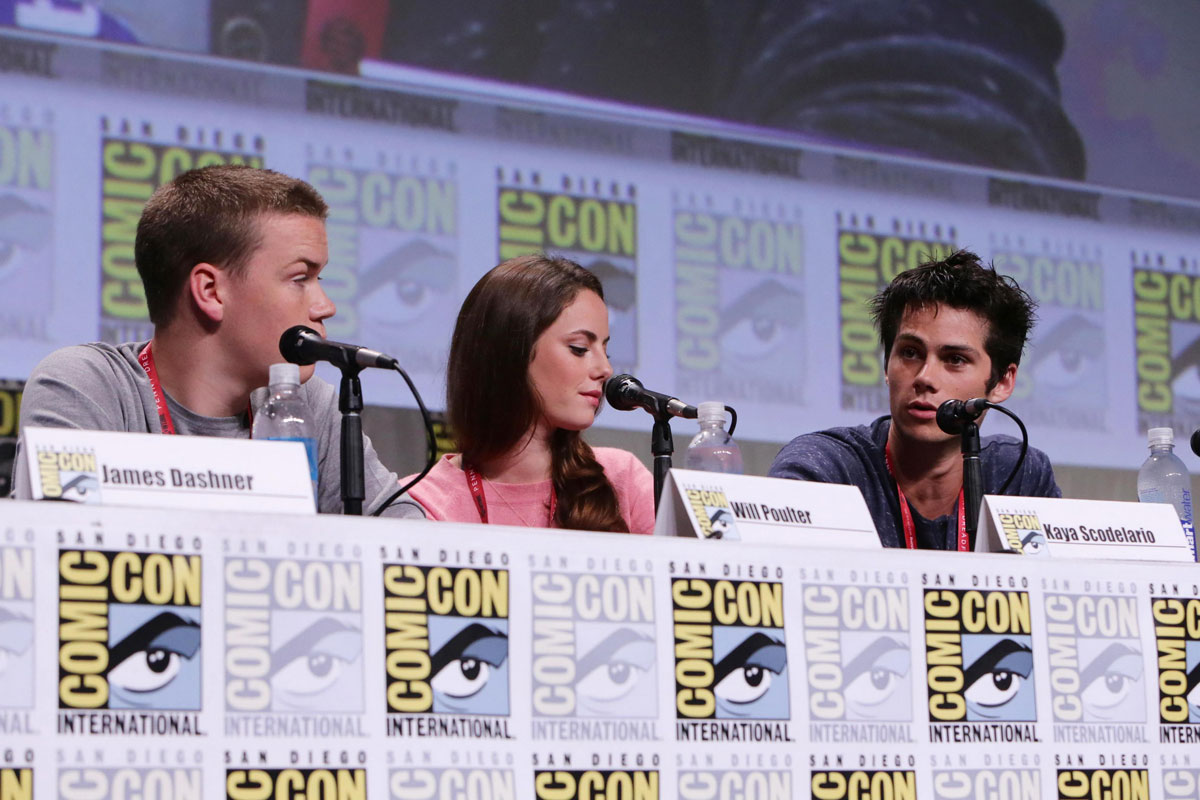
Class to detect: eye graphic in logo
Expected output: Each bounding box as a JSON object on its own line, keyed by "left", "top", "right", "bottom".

{"left": 718, "top": 280, "right": 803, "bottom": 365}
{"left": 1172, "top": 334, "right": 1200, "bottom": 403}
{"left": 358, "top": 239, "right": 457, "bottom": 331}
{"left": 1019, "top": 529, "right": 1046, "bottom": 555}
{"left": 841, "top": 633, "right": 910, "bottom": 720}
{"left": 270, "top": 614, "right": 362, "bottom": 714}
{"left": 1026, "top": 314, "right": 1105, "bottom": 396}
{"left": 1076, "top": 641, "right": 1144, "bottom": 722}
{"left": 428, "top": 620, "right": 509, "bottom": 715}
{"left": 269, "top": 615, "right": 363, "bottom": 712}
{"left": 589, "top": 258, "right": 637, "bottom": 367}
{"left": 1188, "top": 641, "right": 1200, "bottom": 723}
{"left": 961, "top": 636, "right": 1035, "bottom": 721}
{"left": 574, "top": 626, "right": 656, "bottom": 717}
{"left": 107, "top": 609, "right": 201, "bottom": 709}
{"left": 0, "top": 193, "right": 51, "bottom": 281}
{"left": 0, "top": 605, "right": 34, "bottom": 707}
{"left": 708, "top": 509, "right": 737, "bottom": 540}
{"left": 712, "top": 629, "right": 788, "bottom": 719}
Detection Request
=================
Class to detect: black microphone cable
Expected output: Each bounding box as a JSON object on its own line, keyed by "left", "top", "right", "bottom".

{"left": 371, "top": 363, "right": 438, "bottom": 517}
{"left": 715, "top": 407, "right": 734, "bottom": 438}
{"left": 973, "top": 402, "right": 1028, "bottom": 494}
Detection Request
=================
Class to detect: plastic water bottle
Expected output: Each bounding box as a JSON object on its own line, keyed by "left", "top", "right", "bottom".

{"left": 684, "top": 401, "right": 743, "bottom": 474}
{"left": 252, "top": 363, "right": 319, "bottom": 500}
{"left": 1137, "top": 426, "right": 1197, "bottom": 560}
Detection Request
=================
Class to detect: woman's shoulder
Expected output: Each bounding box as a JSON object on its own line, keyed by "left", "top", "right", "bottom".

{"left": 592, "top": 446, "right": 649, "bottom": 476}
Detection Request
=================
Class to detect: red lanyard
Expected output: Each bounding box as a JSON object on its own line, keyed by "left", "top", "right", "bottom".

{"left": 138, "top": 342, "right": 177, "bottom": 435}
{"left": 137, "top": 342, "right": 252, "bottom": 434}
{"left": 463, "top": 465, "right": 557, "bottom": 526}
{"left": 884, "top": 445, "right": 968, "bottom": 552}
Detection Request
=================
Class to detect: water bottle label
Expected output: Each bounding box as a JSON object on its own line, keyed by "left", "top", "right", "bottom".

{"left": 1182, "top": 489, "right": 1196, "bottom": 559}
{"left": 1137, "top": 488, "right": 1165, "bottom": 504}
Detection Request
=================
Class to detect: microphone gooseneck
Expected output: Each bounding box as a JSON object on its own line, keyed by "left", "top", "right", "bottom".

{"left": 603, "top": 374, "right": 698, "bottom": 419}
{"left": 279, "top": 325, "right": 398, "bottom": 371}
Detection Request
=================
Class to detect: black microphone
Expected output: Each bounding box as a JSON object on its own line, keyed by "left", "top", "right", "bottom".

{"left": 279, "top": 325, "right": 398, "bottom": 370}
{"left": 936, "top": 398, "right": 991, "bottom": 435}
{"left": 604, "top": 374, "right": 698, "bottom": 419}
{"left": 1191, "top": 428, "right": 1200, "bottom": 457}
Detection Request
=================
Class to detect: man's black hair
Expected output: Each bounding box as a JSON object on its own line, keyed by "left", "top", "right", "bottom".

{"left": 870, "top": 249, "right": 1036, "bottom": 390}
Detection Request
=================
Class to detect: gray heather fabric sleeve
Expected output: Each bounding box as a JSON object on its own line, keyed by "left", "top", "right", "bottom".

{"left": 11, "top": 345, "right": 149, "bottom": 499}
{"left": 300, "top": 376, "right": 424, "bottom": 519}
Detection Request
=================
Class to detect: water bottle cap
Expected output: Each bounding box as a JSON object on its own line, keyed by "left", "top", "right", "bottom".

{"left": 268, "top": 362, "right": 301, "bottom": 387}
{"left": 697, "top": 401, "right": 728, "bottom": 424}
{"left": 1148, "top": 427, "right": 1175, "bottom": 448}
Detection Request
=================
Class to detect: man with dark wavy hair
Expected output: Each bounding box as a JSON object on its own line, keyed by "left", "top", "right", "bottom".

{"left": 770, "top": 249, "right": 1060, "bottom": 549}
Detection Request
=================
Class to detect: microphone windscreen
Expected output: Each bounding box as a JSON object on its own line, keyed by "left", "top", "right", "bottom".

{"left": 604, "top": 374, "right": 640, "bottom": 410}
{"left": 279, "top": 325, "right": 319, "bottom": 365}
{"left": 936, "top": 399, "right": 964, "bottom": 435}
{"left": 1191, "top": 428, "right": 1200, "bottom": 458}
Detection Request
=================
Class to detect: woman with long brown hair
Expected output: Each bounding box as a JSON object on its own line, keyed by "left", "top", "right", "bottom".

{"left": 405, "top": 254, "right": 655, "bottom": 533}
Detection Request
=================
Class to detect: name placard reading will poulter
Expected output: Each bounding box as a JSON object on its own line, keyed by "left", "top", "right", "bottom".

{"left": 23, "top": 426, "right": 315, "bottom": 514}
{"left": 655, "top": 468, "right": 879, "bottom": 548}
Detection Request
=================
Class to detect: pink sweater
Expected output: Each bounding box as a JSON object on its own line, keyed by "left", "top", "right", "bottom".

{"left": 404, "top": 447, "right": 655, "bottom": 534}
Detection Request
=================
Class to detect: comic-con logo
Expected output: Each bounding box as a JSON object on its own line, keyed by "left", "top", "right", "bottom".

{"left": 812, "top": 770, "right": 916, "bottom": 800}
{"left": 1057, "top": 769, "right": 1148, "bottom": 800}
{"left": 531, "top": 572, "right": 656, "bottom": 721}
{"left": 998, "top": 513, "right": 1046, "bottom": 555}
{"left": 1131, "top": 260, "right": 1200, "bottom": 432}
{"left": 226, "top": 769, "right": 365, "bottom": 800}
{"left": 994, "top": 249, "right": 1106, "bottom": 429}
{"left": 673, "top": 202, "right": 806, "bottom": 405}
{"left": 933, "top": 769, "right": 1039, "bottom": 800}
{"left": 923, "top": 590, "right": 1036, "bottom": 726}
{"left": 803, "top": 585, "right": 911, "bottom": 728}
{"left": 836, "top": 219, "right": 955, "bottom": 411}
{"left": 100, "top": 132, "right": 263, "bottom": 342}
{"left": 1045, "top": 594, "right": 1144, "bottom": 725}
{"left": 497, "top": 170, "right": 638, "bottom": 369}
{"left": 1164, "top": 768, "right": 1200, "bottom": 799}
{"left": 0, "top": 769, "right": 31, "bottom": 800}
{"left": 534, "top": 770, "right": 658, "bottom": 800}
{"left": 673, "top": 578, "right": 789, "bottom": 727}
{"left": 390, "top": 768, "right": 515, "bottom": 799}
{"left": 58, "top": 550, "right": 201, "bottom": 710}
{"left": 59, "top": 768, "right": 201, "bottom": 798}
{"left": 224, "top": 558, "right": 363, "bottom": 716}
{"left": 686, "top": 490, "right": 738, "bottom": 540}
{"left": 307, "top": 159, "right": 457, "bottom": 352}
{"left": 0, "top": 546, "right": 34, "bottom": 709}
{"left": 36, "top": 446, "right": 99, "bottom": 502}
{"left": 679, "top": 769, "right": 791, "bottom": 799}
{"left": 1151, "top": 597, "right": 1200, "bottom": 728}
{"left": 384, "top": 565, "right": 510, "bottom": 719}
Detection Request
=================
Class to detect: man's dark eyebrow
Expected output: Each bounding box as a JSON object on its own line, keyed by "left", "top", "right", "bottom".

{"left": 937, "top": 344, "right": 980, "bottom": 355}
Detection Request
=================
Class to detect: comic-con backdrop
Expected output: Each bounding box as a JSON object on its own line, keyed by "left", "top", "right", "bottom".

{"left": 1, "top": 0, "right": 1200, "bottom": 480}
{"left": 3, "top": 497, "right": 1200, "bottom": 799}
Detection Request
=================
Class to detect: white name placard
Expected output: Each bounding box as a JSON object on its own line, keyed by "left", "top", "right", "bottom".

{"left": 654, "top": 468, "right": 880, "bottom": 548}
{"left": 23, "top": 426, "right": 316, "bottom": 514}
{"left": 977, "top": 494, "right": 1194, "bottom": 561}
